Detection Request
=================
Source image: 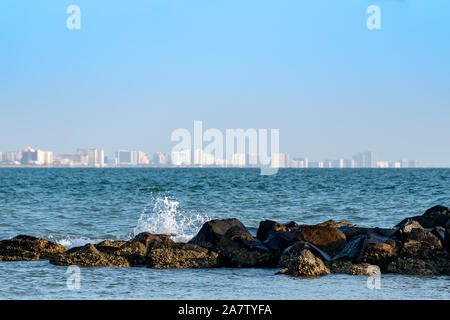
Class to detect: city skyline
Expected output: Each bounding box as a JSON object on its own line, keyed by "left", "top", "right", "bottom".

{"left": 0, "top": 146, "right": 427, "bottom": 168}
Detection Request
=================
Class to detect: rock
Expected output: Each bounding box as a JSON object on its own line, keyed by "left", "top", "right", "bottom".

{"left": 431, "top": 227, "right": 446, "bottom": 246}
{"left": 341, "top": 226, "right": 396, "bottom": 240}
{"left": 278, "top": 248, "right": 330, "bottom": 277}
{"left": 0, "top": 235, "right": 67, "bottom": 261}
{"left": 278, "top": 241, "right": 330, "bottom": 268}
{"left": 147, "top": 242, "right": 218, "bottom": 269}
{"left": 217, "top": 227, "right": 275, "bottom": 267}
{"left": 316, "top": 220, "right": 353, "bottom": 228}
{"left": 263, "top": 230, "right": 303, "bottom": 256}
{"left": 256, "top": 220, "right": 290, "bottom": 242}
{"left": 50, "top": 243, "right": 130, "bottom": 267}
{"left": 114, "top": 240, "right": 149, "bottom": 265}
{"left": 284, "top": 221, "right": 299, "bottom": 229}
{"left": 445, "top": 220, "right": 450, "bottom": 250}
{"left": 134, "top": 232, "right": 173, "bottom": 245}
{"left": 95, "top": 240, "right": 127, "bottom": 254}
{"left": 188, "top": 218, "right": 247, "bottom": 250}
{"left": 361, "top": 242, "right": 395, "bottom": 270}
{"left": 297, "top": 225, "right": 347, "bottom": 257}
{"left": 387, "top": 229, "right": 449, "bottom": 275}
{"left": 326, "top": 260, "right": 380, "bottom": 276}
{"left": 393, "top": 219, "right": 424, "bottom": 242}
{"left": 416, "top": 205, "right": 450, "bottom": 228}
{"left": 95, "top": 234, "right": 175, "bottom": 266}
{"left": 332, "top": 235, "right": 366, "bottom": 261}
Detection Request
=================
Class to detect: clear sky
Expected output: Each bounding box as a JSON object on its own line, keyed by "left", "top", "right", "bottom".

{"left": 1, "top": 0, "right": 449, "bottom": 166}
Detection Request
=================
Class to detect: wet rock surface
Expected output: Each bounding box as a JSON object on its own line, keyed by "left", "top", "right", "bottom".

{"left": 147, "top": 242, "right": 218, "bottom": 269}
{"left": 188, "top": 218, "right": 247, "bottom": 250}
{"left": 50, "top": 243, "right": 130, "bottom": 267}
{"left": 0, "top": 235, "right": 67, "bottom": 261}
{"left": 217, "top": 227, "right": 275, "bottom": 267}
{"left": 1, "top": 205, "right": 449, "bottom": 276}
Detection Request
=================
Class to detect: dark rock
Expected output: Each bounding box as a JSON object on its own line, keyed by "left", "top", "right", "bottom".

{"left": 445, "top": 220, "right": 450, "bottom": 250}
{"left": 95, "top": 234, "right": 175, "bottom": 266}
{"left": 341, "top": 226, "right": 396, "bottom": 240}
{"left": 50, "top": 243, "right": 130, "bottom": 267}
{"left": 284, "top": 221, "right": 299, "bottom": 229}
{"left": 387, "top": 229, "right": 449, "bottom": 275}
{"left": 316, "top": 220, "right": 353, "bottom": 228}
{"left": 217, "top": 227, "right": 275, "bottom": 267}
{"left": 256, "top": 220, "right": 290, "bottom": 242}
{"left": 431, "top": 227, "right": 446, "bottom": 246}
{"left": 114, "top": 240, "right": 149, "bottom": 265}
{"left": 332, "top": 235, "right": 366, "bottom": 261}
{"left": 0, "top": 235, "right": 67, "bottom": 261}
{"left": 278, "top": 247, "right": 330, "bottom": 277}
{"left": 296, "top": 225, "right": 347, "bottom": 257}
{"left": 416, "top": 205, "right": 450, "bottom": 228}
{"left": 147, "top": 242, "right": 218, "bottom": 269}
{"left": 188, "top": 218, "right": 247, "bottom": 250}
{"left": 134, "top": 232, "right": 173, "bottom": 245}
{"left": 393, "top": 219, "right": 424, "bottom": 242}
{"left": 95, "top": 240, "right": 127, "bottom": 254}
{"left": 263, "top": 230, "right": 303, "bottom": 256}
{"left": 361, "top": 242, "right": 395, "bottom": 270}
{"left": 279, "top": 241, "right": 327, "bottom": 268}
{"left": 326, "top": 260, "right": 380, "bottom": 275}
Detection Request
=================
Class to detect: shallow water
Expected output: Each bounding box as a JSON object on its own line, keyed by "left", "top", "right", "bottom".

{"left": 0, "top": 168, "right": 449, "bottom": 299}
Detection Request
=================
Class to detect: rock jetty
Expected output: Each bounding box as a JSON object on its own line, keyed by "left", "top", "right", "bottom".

{"left": 1, "top": 205, "right": 449, "bottom": 277}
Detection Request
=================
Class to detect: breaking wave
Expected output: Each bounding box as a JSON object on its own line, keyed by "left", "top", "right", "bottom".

{"left": 133, "top": 196, "right": 210, "bottom": 243}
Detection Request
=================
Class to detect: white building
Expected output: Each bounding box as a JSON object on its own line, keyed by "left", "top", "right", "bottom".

{"left": 87, "top": 149, "right": 104, "bottom": 167}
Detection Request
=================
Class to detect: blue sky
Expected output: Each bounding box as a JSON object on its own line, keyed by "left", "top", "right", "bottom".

{"left": 0, "top": 0, "right": 449, "bottom": 166}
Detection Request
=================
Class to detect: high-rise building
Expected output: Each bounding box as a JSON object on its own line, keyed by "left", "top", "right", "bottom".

{"left": 408, "top": 160, "right": 420, "bottom": 168}
{"left": 353, "top": 151, "right": 377, "bottom": 168}
{"left": 21, "top": 147, "right": 53, "bottom": 165}
{"left": 171, "top": 150, "right": 191, "bottom": 166}
{"left": 153, "top": 152, "right": 170, "bottom": 166}
{"left": 332, "top": 159, "right": 344, "bottom": 168}
{"left": 343, "top": 159, "right": 355, "bottom": 168}
{"left": 115, "top": 150, "right": 149, "bottom": 165}
{"left": 87, "top": 149, "right": 104, "bottom": 167}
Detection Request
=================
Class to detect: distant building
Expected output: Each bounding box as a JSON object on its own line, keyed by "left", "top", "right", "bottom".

{"left": 87, "top": 149, "right": 104, "bottom": 167}
{"left": 343, "top": 159, "right": 355, "bottom": 168}
{"left": 21, "top": 147, "right": 53, "bottom": 165}
{"left": 389, "top": 161, "right": 401, "bottom": 168}
{"left": 377, "top": 161, "right": 389, "bottom": 168}
{"left": 115, "top": 150, "right": 149, "bottom": 166}
{"left": 171, "top": 150, "right": 191, "bottom": 166}
{"left": 323, "top": 160, "right": 333, "bottom": 168}
{"left": 353, "top": 151, "right": 377, "bottom": 168}
{"left": 332, "top": 159, "right": 344, "bottom": 168}
{"left": 408, "top": 160, "right": 420, "bottom": 168}
{"left": 308, "top": 161, "right": 324, "bottom": 168}
{"left": 153, "top": 152, "right": 170, "bottom": 166}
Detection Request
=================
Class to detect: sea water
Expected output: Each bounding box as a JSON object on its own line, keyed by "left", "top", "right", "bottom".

{"left": 0, "top": 168, "right": 449, "bottom": 299}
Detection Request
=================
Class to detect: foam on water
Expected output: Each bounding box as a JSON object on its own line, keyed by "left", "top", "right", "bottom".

{"left": 133, "top": 196, "right": 210, "bottom": 242}
{"left": 47, "top": 235, "right": 104, "bottom": 248}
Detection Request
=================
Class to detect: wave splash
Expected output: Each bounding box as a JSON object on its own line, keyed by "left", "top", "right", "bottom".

{"left": 133, "top": 196, "right": 209, "bottom": 243}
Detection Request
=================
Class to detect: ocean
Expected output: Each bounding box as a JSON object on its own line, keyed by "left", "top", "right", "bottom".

{"left": 0, "top": 168, "right": 449, "bottom": 299}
